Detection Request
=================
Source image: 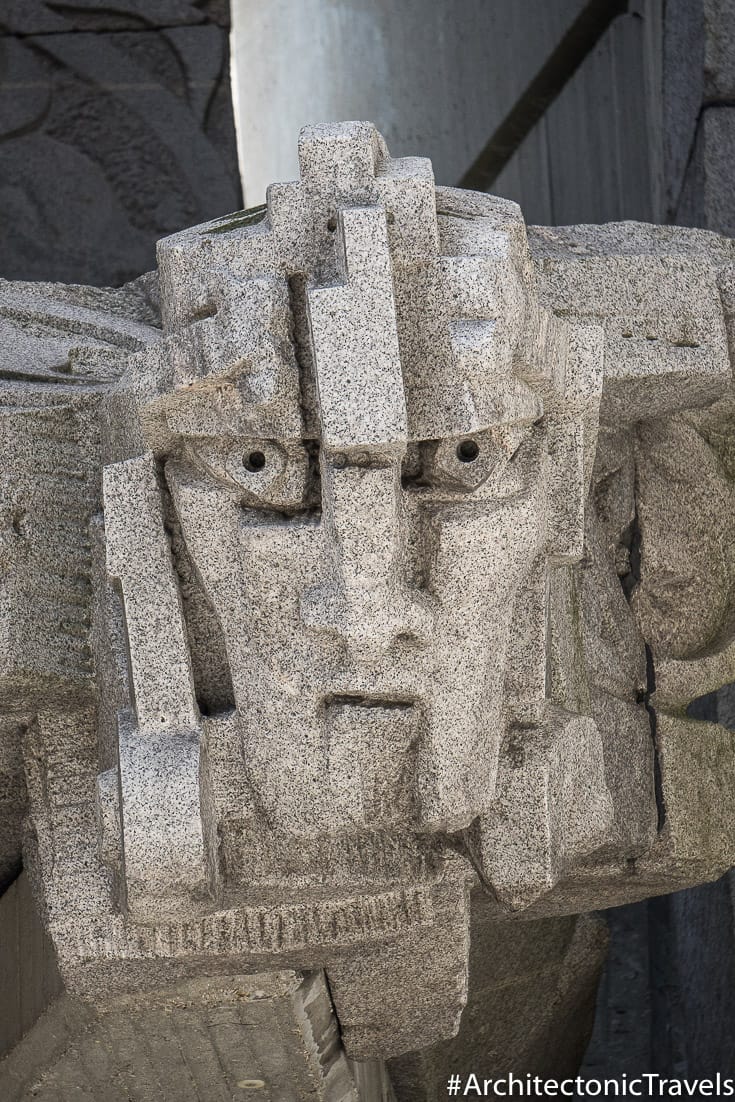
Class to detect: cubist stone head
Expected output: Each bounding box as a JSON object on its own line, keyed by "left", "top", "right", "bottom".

{"left": 109, "top": 122, "right": 602, "bottom": 903}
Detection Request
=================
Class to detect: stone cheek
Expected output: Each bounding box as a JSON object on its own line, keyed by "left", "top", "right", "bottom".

{"left": 3, "top": 121, "right": 735, "bottom": 1061}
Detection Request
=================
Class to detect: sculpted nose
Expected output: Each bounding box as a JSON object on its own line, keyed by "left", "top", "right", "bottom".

{"left": 300, "top": 460, "right": 433, "bottom": 660}
{"left": 301, "top": 202, "right": 432, "bottom": 657}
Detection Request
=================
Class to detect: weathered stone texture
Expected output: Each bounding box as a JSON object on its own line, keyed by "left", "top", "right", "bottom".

{"left": 0, "top": 3, "right": 240, "bottom": 285}
{"left": 677, "top": 108, "right": 735, "bottom": 238}
{"left": 664, "top": 0, "right": 705, "bottom": 221}
{"left": 3, "top": 122, "right": 735, "bottom": 1093}
{"left": 672, "top": 3, "right": 735, "bottom": 235}
{"left": 704, "top": 0, "right": 735, "bottom": 97}
{"left": 584, "top": 886, "right": 735, "bottom": 1079}
{"left": 0, "top": 3, "right": 230, "bottom": 33}
{"left": 0, "top": 966, "right": 361, "bottom": 1102}
{"left": 388, "top": 899, "right": 608, "bottom": 1096}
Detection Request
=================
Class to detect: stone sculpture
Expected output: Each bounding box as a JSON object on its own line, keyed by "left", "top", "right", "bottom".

{"left": 3, "top": 121, "right": 735, "bottom": 1095}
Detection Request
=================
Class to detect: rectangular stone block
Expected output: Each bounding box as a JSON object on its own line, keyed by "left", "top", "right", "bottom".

{"left": 308, "top": 206, "right": 407, "bottom": 453}
{"left": 104, "top": 453, "right": 197, "bottom": 734}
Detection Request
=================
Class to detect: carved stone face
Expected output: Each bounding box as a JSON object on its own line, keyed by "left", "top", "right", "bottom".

{"left": 138, "top": 124, "right": 576, "bottom": 879}
{"left": 109, "top": 121, "right": 601, "bottom": 910}
{"left": 165, "top": 386, "right": 547, "bottom": 846}
{"left": 10, "top": 118, "right": 735, "bottom": 1071}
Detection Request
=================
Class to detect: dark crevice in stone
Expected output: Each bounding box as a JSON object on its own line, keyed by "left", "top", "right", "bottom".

{"left": 458, "top": 0, "right": 628, "bottom": 192}
{"left": 619, "top": 449, "right": 664, "bottom": 827}
{"left": 445, "top": 817, "right": 503, "bottom": 905}
{"left": 157, "top": 462, "right": 236, "bottom": 717}
{"left": 640, "top": 643, "right": 666, "bottom": 833}
{"left": 0, "top": 859, "right": 23, "bottom": 898}
{"left": 620, "top": 508, "right": 641, "bottom": 602}
{"left": 204, "top": 205, "right": 267, "bottom": 235}
{"left": 0, "top": 368, "right": 90, "bottom": 385}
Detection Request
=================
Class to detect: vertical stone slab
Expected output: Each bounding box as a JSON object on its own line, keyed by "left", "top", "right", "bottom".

{"left": 308, "top": 206, "right": 407, "bottom": 453}
{"left": 103, "top": 454, "right": 211, "bottom": 920}
{"left": 104, "top": 454, "right": 197, "bottom": 735}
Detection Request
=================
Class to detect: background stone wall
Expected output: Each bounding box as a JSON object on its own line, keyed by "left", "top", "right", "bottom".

{"left": 0, "top": 1, "right": 241, "bottom": 285}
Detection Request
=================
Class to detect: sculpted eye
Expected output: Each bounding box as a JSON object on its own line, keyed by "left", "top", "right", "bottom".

{"left": 244, "top": 449, "right": 267, "bottom": 472}
{"left": 408, "top": 423, "right": 539, "bottom": 495}
{"left": 456, "top": 439, "right": 480, "bottom": 463}
{"left": 183, "top": 438, "right": 309, "bottom": 510}
{"left": 421, "top": 431, "right": 499, "bottom": 491}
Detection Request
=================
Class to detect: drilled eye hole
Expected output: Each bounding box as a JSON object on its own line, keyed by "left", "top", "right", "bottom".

{"left": 456, "top": 439, "right": 480, "bottom": 463}
{"left": 244, "top": 450, "right": 266, "bottom": 472}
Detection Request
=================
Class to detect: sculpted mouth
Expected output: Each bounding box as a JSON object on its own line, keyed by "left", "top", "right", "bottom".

{"left": 324, "top": 693, "right": 417, "bottom": 710}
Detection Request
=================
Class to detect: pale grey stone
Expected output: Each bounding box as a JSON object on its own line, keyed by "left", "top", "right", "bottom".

{"left": 308, "top": 206, "right": 407, "bottom": 454}
{"left": 0, "top": 959, "right": 360, "bottom": 1102}
{"left": 4, "top": 121, "right": 735, "bottom": 1091}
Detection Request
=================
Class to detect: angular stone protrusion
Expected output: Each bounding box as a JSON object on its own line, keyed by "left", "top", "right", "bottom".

{"left": 102, "top": 454, "right": 216, "bottom": 920}
{"left": 115, "top": 714, "right": 214, "bottom": 920}
{"left": 103, "top": 454, "right": 198, "bottom": 734}
{"left": 478, "top": 707, "right": 614, "bottom": 910}
{"left": 632, "top": 713, "right": 735, "bottom": 892}
{"left": 327, "top": 874, "right": 470, "bottom": 1060}
{"left": 545, "top": 323, "right": 605, "bottom": 564}
{"left": 308, "top": 206, "right": 407, "bottom": 454}
{"left": 529, "top": 222, "right": 733, "bottom": 422}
